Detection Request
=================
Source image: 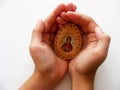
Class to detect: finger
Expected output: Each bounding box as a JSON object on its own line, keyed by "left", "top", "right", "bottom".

{"left": 56, "top": 16, "right": 68, "bottom": 25}
{"left": 44, "top": 3, "right": 77, "bottom": 33}
{"left": 58, "top": 24, "right": 63, "bottom": 28}
{"left": 65, "top": 3, "right": 77, "bottom": 11}
{"left": 60, "top": 12, "right": 70, "bottom": 21}
{"left": 44, "top": 3, "right": 65, "bottom": 33}
{"left": 31, "top": 19, "right": 44, "bottom": 44}
{"left": 95, "top": 27, "right": 111, "bottom": 52}
{"left": 56, "top": 3, "right": 77, "bottom": 25}
{"left": 61, "top": 11, "right": 98, "bottom": 33}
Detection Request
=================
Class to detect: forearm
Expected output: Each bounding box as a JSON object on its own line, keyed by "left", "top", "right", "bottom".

{"left": 71, "top": 73, "right": 95, "bottom": 90}
{"left": 19, "top": 71, "right": 54, "bottom": 90}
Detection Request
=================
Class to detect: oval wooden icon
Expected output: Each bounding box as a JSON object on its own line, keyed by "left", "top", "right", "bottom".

{"left": 54, "top": 23, "right": 82, "bottom": 60}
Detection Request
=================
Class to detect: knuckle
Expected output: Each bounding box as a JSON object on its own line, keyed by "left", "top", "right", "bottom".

{"left": 87, "top": 16, "right": 93, "bottom": 21}
{"left": 93, "top": 50, "right": 107, "bottom": 60}
{"left": 29, "top": 43, "right": 47, "bottom": 53}
{"left": 85, "top": 16, "right": 94, "bottom": 25}
{"left": 29, "top": 44, "right": 39, "bottom": 52}
{"left": 104, "top": 34, "right": 111, "bottom": 41}
{"left": 29, "top": 44, "right": 35, "bottom": 52}
{"left": 32, "top": 29, "right": 37, "bottom": 34}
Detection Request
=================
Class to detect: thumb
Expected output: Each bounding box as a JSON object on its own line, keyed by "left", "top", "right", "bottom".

{"left": 31, "top": 19, "right": 44, "bottom": 44}
{"left": 95, "top": 27, "right": 111, "bottom": 53}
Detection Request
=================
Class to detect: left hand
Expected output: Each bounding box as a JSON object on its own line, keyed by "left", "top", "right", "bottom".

{"left": 29, "top": 3, "right": 76, "bottom": 89}
{"left": 20, "top": 3, "right": 77, "bottom": 90}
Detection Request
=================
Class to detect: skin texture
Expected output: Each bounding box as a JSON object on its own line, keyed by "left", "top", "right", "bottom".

{"left": 57, "top": 11, "right": 111, "bottom": 90}
{"left": 19, "top": 3, "right": 77, "bottom": 90}
{"left": 19, "top": 3, "right": 111, "bottom": 90}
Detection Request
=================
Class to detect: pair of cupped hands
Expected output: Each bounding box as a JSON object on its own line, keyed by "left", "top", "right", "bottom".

{"left": 29, "top": 3, "right": 110, "bottom": 90}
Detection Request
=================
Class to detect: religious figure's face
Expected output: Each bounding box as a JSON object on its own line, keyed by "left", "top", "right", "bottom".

{"left": 66, "top": 36, "right": 72, "bottom": 44}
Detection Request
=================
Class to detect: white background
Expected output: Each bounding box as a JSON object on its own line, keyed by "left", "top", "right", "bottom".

{"left": 0, "top": 0, "right": 120, "bottom": 90}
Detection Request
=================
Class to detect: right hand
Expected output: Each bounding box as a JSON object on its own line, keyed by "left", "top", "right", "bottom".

{"left": 57, "top": 11, "right": 111, "bottom": 76}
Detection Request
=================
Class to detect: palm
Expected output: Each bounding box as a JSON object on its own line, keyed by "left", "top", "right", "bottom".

{"left": 42, "top": 32, "right": 68, "bottom": 72}
{"left": 31, "top": 29, "right": 68, "bottom": 77}
{"left": 30, "top": 4, "right": 78, "bottom": 87}
{"left": 69, "top": 33, "right": 102, "bottom": 74}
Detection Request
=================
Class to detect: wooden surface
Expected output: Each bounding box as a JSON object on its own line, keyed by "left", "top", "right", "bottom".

{"left": 54, "top": 23, "right": 82, "bottom": 60}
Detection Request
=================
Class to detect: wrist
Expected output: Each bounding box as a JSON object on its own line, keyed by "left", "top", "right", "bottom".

{"left": 19, "top": 71, "right": 55, "bottom": 90}
{"left": 70, "top": 73, "right": 95, "bottom": 90}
